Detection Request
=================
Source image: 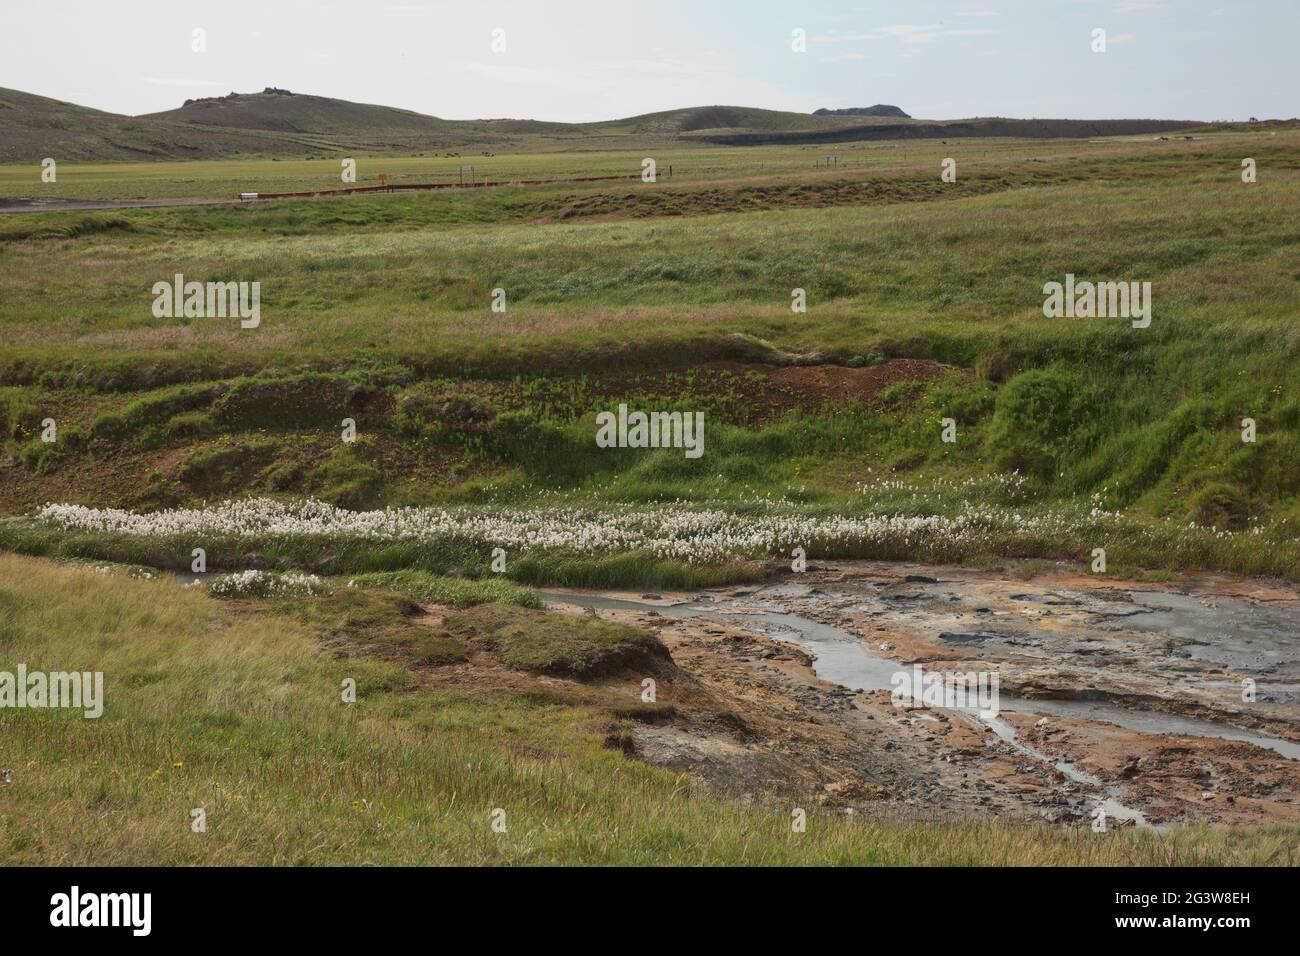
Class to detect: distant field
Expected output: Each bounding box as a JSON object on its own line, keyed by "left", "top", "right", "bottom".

{"left": 0, "top": 132, "right": 1262, "bottom": 201}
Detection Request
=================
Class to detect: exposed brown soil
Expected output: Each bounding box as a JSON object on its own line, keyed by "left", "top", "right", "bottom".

{"left": 1006, "top": 711, "right": 1300, "bottom": 826}
{"left": 0, "top": 429, "right": 483, "bottom": 515}
{"left": 766, "top": 359, "right": 953, "bottom": 405}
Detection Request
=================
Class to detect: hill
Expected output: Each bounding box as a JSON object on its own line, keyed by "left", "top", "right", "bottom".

{"left": 145, "top": 87, "right": 573, "bottom": 139}
{"left": 148, "top": 96, "right": 908, "bottom": 144}
{"left": 1, "top": 86, "right": 1213, "bottom": 164}
{"left": 146, "top": 87, "right": 455, "bottom": 135}
{"left": 583, "top": 104, "right": 890, "bottom": 135}
{"left": 0, "top": 87, "right": 301, "bottom": 163}
{"left": 0, "top": 87, "right": 561, "bottom": 163}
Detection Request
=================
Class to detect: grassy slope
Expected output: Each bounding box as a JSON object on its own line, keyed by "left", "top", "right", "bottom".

{"left": 0, "top": 128, "right": 1294, "bottom": 582}
{"left": 142, "top": 91, "right": 463, "bottom": 134}
{"left": 0, "top": 87, "right": 339, "bottom": 164}
{"left": 3, "top": 552, "right": 1295, "bottom": 865}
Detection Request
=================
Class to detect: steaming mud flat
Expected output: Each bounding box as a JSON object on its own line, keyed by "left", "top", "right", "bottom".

{"left": 542, "top": 561, "right": 1300, "bottom": 827}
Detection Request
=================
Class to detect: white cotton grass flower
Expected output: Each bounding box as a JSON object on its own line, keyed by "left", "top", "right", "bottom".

{"left": 32, "top": 479, "right": 1273, "bottom": 571}
{"left": 204, "top": 569, "right": 324, "bottom": 598}
{"left": 28, "top": 492, "right": 1217, "bottom": 567}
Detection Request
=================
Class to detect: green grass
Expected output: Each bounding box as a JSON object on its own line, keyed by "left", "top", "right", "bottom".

{"left": 4, "top": 552, "right": 1295, "bottom": 865}
{"left": 269, "top": 587, "right": 472, "bottom": 665}
{"left": 3, "top": 140, "right": 1295, "bottom": 366}
{"left": 343, "top": 570, "right": 540, "bottom": 608}
{"left": 437, "top": 603, "right": 669, "bottom": 678}
{"left": 0, "top": 135, "right": 1226, "bottom": 200}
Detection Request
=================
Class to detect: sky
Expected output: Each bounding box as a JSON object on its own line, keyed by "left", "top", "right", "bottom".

{"left": 2, "top": 0, "right": 1294, "bottom": 122}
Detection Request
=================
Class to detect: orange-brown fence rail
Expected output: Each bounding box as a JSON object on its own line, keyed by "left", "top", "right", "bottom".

{"left": 239, "top": 172, "right": 660, "bottom": 201}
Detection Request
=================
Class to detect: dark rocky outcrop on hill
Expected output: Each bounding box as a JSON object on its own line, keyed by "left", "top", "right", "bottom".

{"left": 814, "top": 105, "right": 911, "bottom": 119}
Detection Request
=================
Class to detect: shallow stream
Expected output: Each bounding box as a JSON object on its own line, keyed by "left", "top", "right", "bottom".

{"left": 543, "top": 581, "right": 1300, "bottom": 827}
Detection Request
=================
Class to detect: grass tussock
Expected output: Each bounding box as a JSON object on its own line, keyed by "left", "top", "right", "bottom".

{"left": 342, "top": 570, "right": 540, "bottom": 608}
{"left": 438, "top": 603, "right": 672, "bottom": 678}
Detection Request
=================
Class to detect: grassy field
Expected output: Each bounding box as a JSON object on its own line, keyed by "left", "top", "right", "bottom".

{"left": 3, "top": 128, "right": 1300, "bottom": 865}
{"left": 0, "top": 146, "right": 838, "bottom": 200}
{"left": 0, "top": 132, "right": 1265, "bottom": 200}
{"left": 4, "top": 552, "right": 1297, "bottom": 865}
{"left": 2, "top": 130, "right": 1298, "bottom": 580}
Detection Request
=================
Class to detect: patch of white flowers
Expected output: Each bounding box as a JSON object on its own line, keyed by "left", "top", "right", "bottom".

{"left": 202, "top": 569, "right": 325, "bottom": 598}
{"left": 29, "top": 495, "right": 1236, "bottom": 565}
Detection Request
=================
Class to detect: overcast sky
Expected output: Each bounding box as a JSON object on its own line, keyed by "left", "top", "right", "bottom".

{"left": 2, "top": 0, "right": 1293, "bottom": 122}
